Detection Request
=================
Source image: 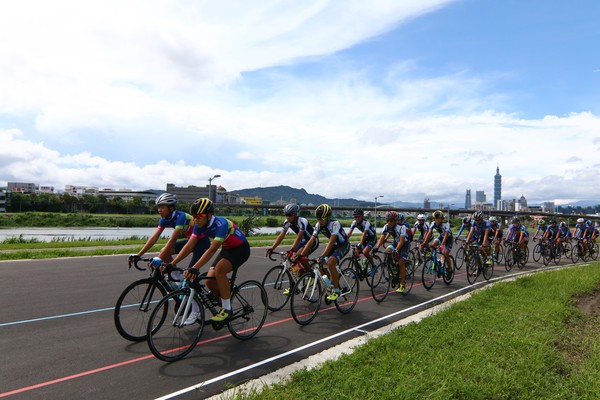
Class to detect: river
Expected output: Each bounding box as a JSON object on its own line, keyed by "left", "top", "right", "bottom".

{"left": 0, "top": 227, "right": 284, "bottom": 242}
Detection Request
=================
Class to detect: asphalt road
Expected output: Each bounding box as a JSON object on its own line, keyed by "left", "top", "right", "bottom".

{"left": 0, "top": 242, "right": 574, "bottom": 400}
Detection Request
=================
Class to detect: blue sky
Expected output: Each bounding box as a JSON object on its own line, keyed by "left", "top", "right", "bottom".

{"left": 1, "top": 0, "right": 599, "bottom": 206}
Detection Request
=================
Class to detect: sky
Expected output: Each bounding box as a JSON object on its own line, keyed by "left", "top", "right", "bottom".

{"left": 1, "top": 0, "right": 599, "bottom": 207}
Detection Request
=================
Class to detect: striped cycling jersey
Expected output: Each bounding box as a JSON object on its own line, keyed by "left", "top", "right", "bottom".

{"left": 312, "top": 219, "right": 348, "bottom": 246}
{"left": 282, "top": 216, "right": 314, "bottom": 242}
{"left": 191, "top": 216, "right": 247, "bottom": 250}
{"left": 349, "top": 219, "right": 376, "bottom": 239}
{"left": 157, "top": 210, "right": 194, "bottom": 237}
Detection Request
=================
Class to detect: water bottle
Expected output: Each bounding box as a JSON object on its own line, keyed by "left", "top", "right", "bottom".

{"left": 361, "top": 258, "right": 368, "bottom": 271}
{"left": 322, "top": 274, "right": 332, "bottom": 288}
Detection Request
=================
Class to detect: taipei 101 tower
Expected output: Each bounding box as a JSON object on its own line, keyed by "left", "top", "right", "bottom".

{"left": 494, "top": 165, "right": 501, "bottom": 208}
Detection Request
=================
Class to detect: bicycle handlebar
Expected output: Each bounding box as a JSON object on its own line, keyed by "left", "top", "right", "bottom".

{"left": 128, "top": 256, "right": 151, "bottom": 271}
{"left": 268, "top": 250, "right": 292, "bottom": 262}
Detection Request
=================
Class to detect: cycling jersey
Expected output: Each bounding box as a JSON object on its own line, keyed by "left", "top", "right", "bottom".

{"left": 506, "top": 223, "right": 529, "bottom": 241}
{"left": 282, "top": 216, "right": 314, "bottom": 242}
{"left": 558, "top": 225, "right": 572, "bottom": 238}
{"left": 470, "top": 219, "right": 492, "bottom": 241}
{"left": 312, "top": 219, "right": 349, "bottom": 245}
{"left": 158, "top": 210, "right": 194, "bottom": 237}
{"left": 545, "top": 225, "right": 560, "bottom": 240}
{"left": 381, "top": 222, "right": 409, "bottom": 246}
{"left": 413, "top": 221, "right": 430, "bottom": 241}
{"left": 574, "top": 222, "right": 590, "bottom": 238}
{"left": 191, "top": 216, "right": 247, "bottom": 250}
{"left": 428, "top": 221, "right": 453, "bottom": 247}
{"left": 489, "top": 223, "right": 503, "bottom": 239}
{"left": 349, "top": 219, "right": 376, "bottom": 240}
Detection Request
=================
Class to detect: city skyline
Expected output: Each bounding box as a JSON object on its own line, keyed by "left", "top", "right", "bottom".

{"left": 1, "top": 1, "right": 599, "bottom": 204}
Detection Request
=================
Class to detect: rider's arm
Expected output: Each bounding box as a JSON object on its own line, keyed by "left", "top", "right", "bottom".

{"left": 320, "top": 234, "right": 337, "bottom": 259}
{"left": 170, "top": 235, "right": 198, "bottom": 267}
{"left": 158, "top": 227, "right": 183, "bottom": 260}
{"left": 136, "top": 228, "right": 163, "bottom": 256}
{"left": 267, "top": 229, "right": 288, "bottom": 254}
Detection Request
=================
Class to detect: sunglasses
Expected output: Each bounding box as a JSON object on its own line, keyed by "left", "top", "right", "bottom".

{"left": 193, "top": 213, "right": 208, "bottom": 218}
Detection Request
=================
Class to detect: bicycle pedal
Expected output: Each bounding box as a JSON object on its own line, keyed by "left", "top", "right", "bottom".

{"left": 211, "top": 321, "right": 225, "bottom": 330}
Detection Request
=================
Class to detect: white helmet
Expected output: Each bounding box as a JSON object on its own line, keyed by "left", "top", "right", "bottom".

{"left": 489, "top": 216, "right": 497, "bottom": 222}
{"left": 417, "top": 214, "right": 425, "bottom": 220}
{"left": 155, "top": 193, "right": 177, "bottom": 206}
{"left": 577, "top": 218, "right": 585, "bottom": 223}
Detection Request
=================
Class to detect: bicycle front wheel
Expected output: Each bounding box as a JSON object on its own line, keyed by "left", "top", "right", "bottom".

{"left": 114, "top": 278, "right": 168, "bottom": 342}
{"left": 370, "top": 262, "right": 391, "bottom": 303}
{"left": 466, "top": 256, "right": 479, "bottom": 285}
{"left": 335, "top": 267, "right": 359, "bottom": 314}
{"left": 146, "top": 288, "right": 205, "bottom": 362}
{"left": 482, "top": 257, "right": 494, "bottom": 280}
{"left": 591, "top": 243, "right": 599, "bottom": 261}
{"left": 227, "top": 280, "right": 268, "bottom": 340}
{"left": 494, "top": 242, "right": 505, "bottom": 264}
{"left": 262, "top": 265, "right": 294, "bottom": 311}
{"left": 290, "top": 272, "right": 323, "bottom": 325}
{"left": 442, "top": 256, "right": 455, "bottom": 285}
{"left": 504, "top": 247, "right": 514, "bottom": 271}
{"left": 532, "top": 243, "right": 543, "bottom": 263}
{"left": 422, "top": 260, "right": 436, "bottom": 290}
{"left": 403, "top": 259, "right": 415, "bottom": 295}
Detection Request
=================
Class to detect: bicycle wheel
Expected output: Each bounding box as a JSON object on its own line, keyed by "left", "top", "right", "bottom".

{"left": 442, "top": 255, "right": 455, "bottom": 285}
{"left": 553, "top": 246, "right": 562, "bottom": 265}
{"left": 146, "top": 288, "right": 205, "bottom": 362}
{"left": 261, "top": 265, "right": 294, "bottom": 311}
{"left": 114, "top": 278, "right": 168, "bottom": 342}
{"left": 455, "top": 247, "right": 466, "bottom": 270}
{"left": 422, "top": 259, "right": 436, "bottom": 290}
{"left": 370, "top": 262, "right": 391, "bottom": 303}
{"left": 227, "top": 280, "right": 268, "bottom": 340}
{"left": 532, "top": 243, "right": 543, "bottom": 263}
{"left": 335, "top": 267, "right": 359, "bottom": 314}
{"left": 482, "top": 256, "right": 494, "bottom": 280}
{"left": 290, "top": 272, "right": 323, "bottom": 325}
{"left": 562, "top": 241, "right": 573, "bottom": 258}
{"left": 365, "top": 254, "right": 383, "bottom": 288}
{"left": 403, "top": 258, "right": 415, "bottom": 295}
{"left": 518, "top": 247, "right": 529, "bottom": 269}
{"left": 494, "top": 242, "right": 505, "bottom": 264}
{"left": 466, "top": 256, "right": 479, "bottom": 285}
{"left": 591, "top": 243, "right": 599, "bottom": 261}
{"left": 542, "top": 246, "right": 552, "bottom": 266}
{"left": 504, "top": 246, "right": 514, "bottom": 271}
{"left": 571, "top": 244, "right": 581, "bottom": 263}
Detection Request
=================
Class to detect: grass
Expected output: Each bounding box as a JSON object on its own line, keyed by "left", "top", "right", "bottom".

{"left": 228, "top": 263, "right": 600, "bottom": 400}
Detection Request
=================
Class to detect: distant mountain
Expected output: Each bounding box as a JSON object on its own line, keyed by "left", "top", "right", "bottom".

{"left": 231, "top": 185, "right": 422, "bottom": 208}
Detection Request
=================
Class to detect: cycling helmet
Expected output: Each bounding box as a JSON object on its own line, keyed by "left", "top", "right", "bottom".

{"left": 353, "top": 208, "right": 364, "bottom": 216}
{"left": 462, "top": 216, "right": 472, "bottom": 225}
{"left": 549, "top": 219, "right": 557, "bottom": 225}
{"left": 538, "top": 219, "right": 546, "bottom": 225}
{"left": 586, "top": 220, "right": 592, "bottom": 226}
{"left": 473, "top": 210, "right": 484, "bottom": 220}
{"left": 190, "top": 198, "right": 214, "bottom": 215}
{"left": 577, "top": 218, "right": 584, "bottom": 223}
{"left": 315, "top": 204, "right": 332, "bottom": 219}
{"left": 155, "top": 193, "right": 177, "bottom": 206}
{"left": 432, "top": 210, "right": 444, "bottom": 219}
{"left": 397, "top": 212, "right": 404, "bottom": 221}
{"left": 385, "top": 211, "right": 398, "bottom": 222}
{"left": 283, "top": 204, "right": 300, "bottom": 216}
{"left": 417, "top": 214, "right": 425, "bottom": 221}
{"left": 560, "top": 221, "right": 566, "bottom": 227}
{"left": 512, "top": 217, "right": 520, "bottom": 224}
{"left": 489, "top": 216, "right": 497, "bottom": 222}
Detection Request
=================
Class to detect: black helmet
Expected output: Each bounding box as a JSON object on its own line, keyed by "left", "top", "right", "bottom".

{"left": 353, "top": 208, "right": 364, "bottom": 216}
{"left": 315, "top": 204, "right": 332, "bottom": 219}
{"left": 512, "top": 217, "right": 520, "bottom": 223}
{"left": 190, "top": 198, "right": 214, "bottom": 215}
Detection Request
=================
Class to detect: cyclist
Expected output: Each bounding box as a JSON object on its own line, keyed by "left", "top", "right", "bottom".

{"left": 542, "top": 219, "right": 560, "bottom": 247}
{"left": 465, "top": 210, "right": 492, "bottom": 266}
{"left": 130, "top": 193, "right": 210, "bottom": 282}
{"left": 455, "top": 216, "right": 472, "bottom": 241}
{"left": 531, "top": 219, "right": 547, "bottom": 242}
{"left": 412, "top": 213, "right": 430, "bottom": 244}
{"left": 346, "top": 208, "right": 377, "bottom": 272}
{"left": 574, "top": 218, "right": 590, "bottom": 255}
{"left": 489, "top": 216, "right": 504, "bottom": 262}
{"left": 420, "top": 210, "right": 453, "bottom": 276}
{"left": 504, "top": 216, "right": 529, "bottom": 254}
{"left": 265, "top": 203, "right": 318, "bottom": 275}
{"left": 295, "top": 204, "right": 350, "bottom": 301}
{"left": 374, "top": 211, "right": 410, "bottom": 294}
{"left": 169, "top": 198, "right": 251, "bottom": 324}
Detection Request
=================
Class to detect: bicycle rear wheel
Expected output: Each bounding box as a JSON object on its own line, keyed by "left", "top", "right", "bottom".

{"left": 455, "top": 247, "right": 466, "bottom": 270}
{"left": 402, "top": 258, "right": 415, "bottom": 295}
{"left": 518, "top": 247, "right": 529, "bottom": 269}
{"left": 146, "top": 289, "right": 205, "bottom": 362}
{"left": 261, "top": 265, "right": 294, "bottom": 311}
{"left": 227, "top": 280, "right": 268, "bottom": 340}
{"left": 114, "top": 278, "right": 168, "bottom": 342}
{"left": 482, "top": 257, "right": 494, "bottom": 280}
{"left": 532, "top": 243, "right": 543, "bottom": 263}
{"left": 542, "top": 246, "right": 552, "bottom": 266}
{"left": 290, "top": 272, "right": 323, "bottom": 325}
{"left": 591, "top": 243, "right": 599, "bottom": 261}
{"left": 442, "top": 256, "right": 455, "bottom": 285}
{"left": 504, "top": 247, "right": 514, "bottom": 271}
{"left": 365, "top": 254, "right": 383, "bottom": 288}
{"left": 422, "top": 260, "right": 436, "bottom": 290}
{"left": 335, "top": 267, "right": 359, "bottom": 314}
{"left": 370, "top": 262, "right": 391, "bottom": 303}
{"left": 571, "top": 244, "right": 582, "bottom": 263}
{"left": 494, "top": 242, "right": 505, "bottom": 264}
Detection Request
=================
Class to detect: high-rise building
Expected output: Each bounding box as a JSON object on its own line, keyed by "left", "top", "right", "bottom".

{"left": 465, "top": 189, "right": 472, "bottom": 209}
{"left": 494, "top": 165, "right": 501, "bottom": 208}
{"left": 424, "top": 198, "right": 431, "bottom": 209}
{"left": 475, "top": 190, "right": 486, "bottom": 203}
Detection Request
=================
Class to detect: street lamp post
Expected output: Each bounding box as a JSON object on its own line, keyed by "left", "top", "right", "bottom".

{"left": 374, "top": 195, "right": 384, "bottom": 232}
{"left": 208, "top": 174, "right": 221, "bottom": 203}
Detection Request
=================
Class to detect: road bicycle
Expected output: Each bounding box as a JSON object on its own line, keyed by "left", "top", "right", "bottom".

{"left": 491, "top": 238, "right": 505, "bottom": 264}
{"left": 289, "top": 256, "right": 359, "bottom": 325}
{"left": 531, "top": 238, "right": 547, "bottom": 263}
{"left": 571, "top": 238, "right": 599, "bottom": 263}
{"left": 454, "top": 239, "right": 472, "bottom": 271}
{"left": 421, "top": 245, "right": 455, "bottom": 290}
{"left": 146, "top": 268, "right": 268, "bottom": 362}
{"left": 504, "top": 240, "right": 529, "bottom": 271}
{"left": 339, "top": 244, "right": 383, "bottom": 289}
{"left": 261, "top": 250, "right": 305, "bottom": 311}
{"left": 114, "top": 256, "right": 183, "bottom": 342}
{"left": 466, "top": 243, "right": 494, "bottom": 284}
{"left": 370, "top": 249, "right": 415, "bottom": 302}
